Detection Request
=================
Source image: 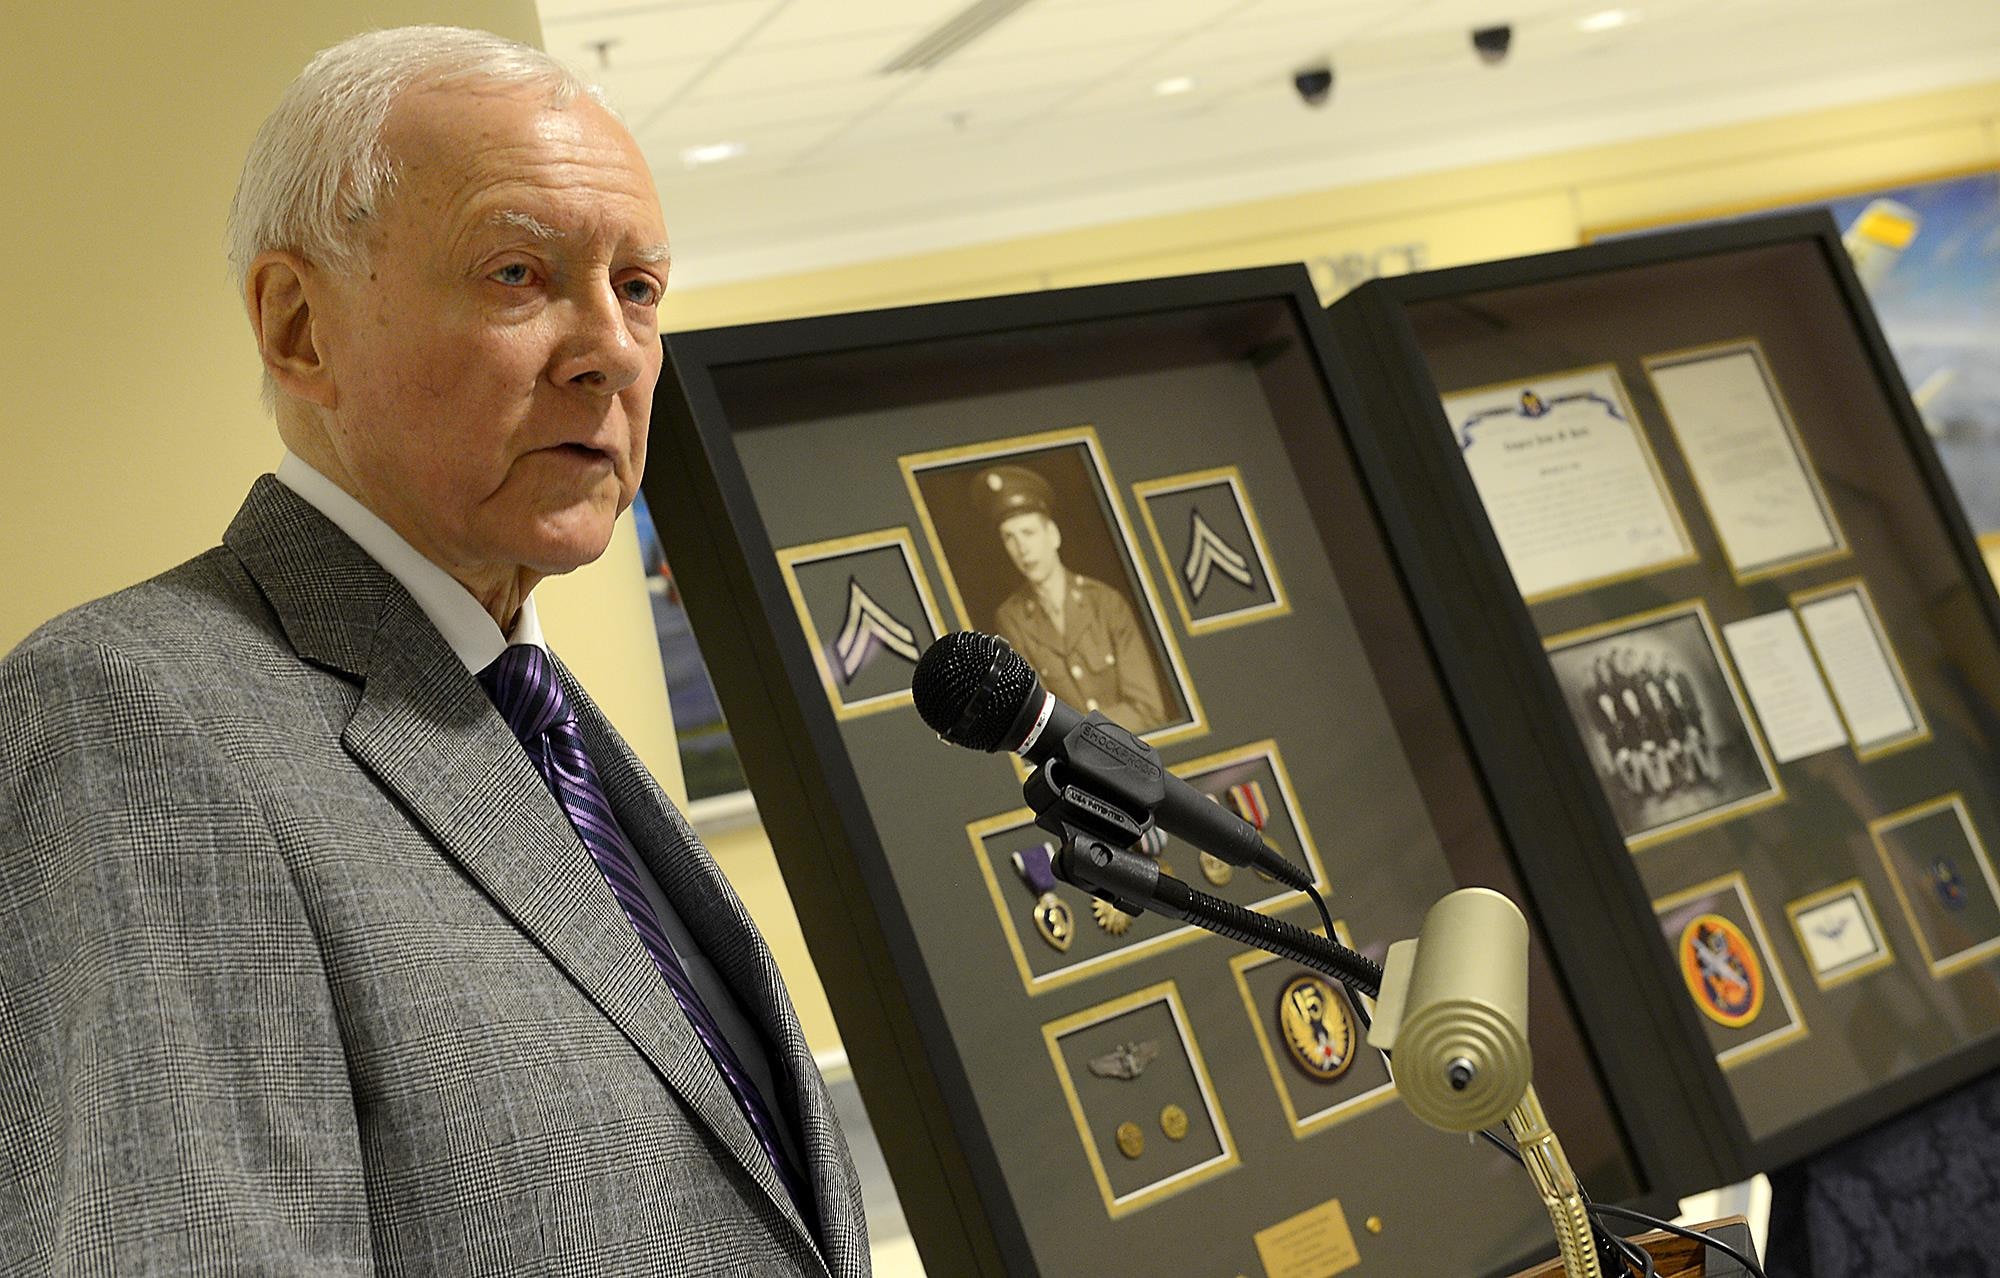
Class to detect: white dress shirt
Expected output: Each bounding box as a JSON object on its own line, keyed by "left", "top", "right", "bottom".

{"left": 275, "top": 451, "right": 544, "bottom": 673}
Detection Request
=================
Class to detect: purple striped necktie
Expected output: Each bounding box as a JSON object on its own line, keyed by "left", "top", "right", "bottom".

{"left": 478, "top": 643, "right": 818, "bottom": 1236}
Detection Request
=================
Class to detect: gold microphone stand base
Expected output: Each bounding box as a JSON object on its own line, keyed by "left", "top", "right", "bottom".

{"left": 1503, "top": 1084, "right": 1603, "bottom": 1278}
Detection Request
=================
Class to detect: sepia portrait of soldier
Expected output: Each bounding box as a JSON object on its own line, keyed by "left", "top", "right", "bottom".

{"left": 974, "top": 463, "right": 1169, "bottom": 734}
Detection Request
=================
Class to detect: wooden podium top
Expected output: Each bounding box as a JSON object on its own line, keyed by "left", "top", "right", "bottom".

{"left": 1510, "top": 1216, "right": 1757, "bottom": 1277}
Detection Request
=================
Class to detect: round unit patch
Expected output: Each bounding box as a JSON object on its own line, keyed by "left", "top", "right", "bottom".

{"left": 1276, "top": 973, "right": 1355, "bottom": 1081}
{"left": 1678, "top": 913, "right": 1764, "bottom": 1028}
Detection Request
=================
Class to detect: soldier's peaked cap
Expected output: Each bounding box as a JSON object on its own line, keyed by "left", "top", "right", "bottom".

{"left": 972, "top": 464, "right": 1055, "bottom": 527}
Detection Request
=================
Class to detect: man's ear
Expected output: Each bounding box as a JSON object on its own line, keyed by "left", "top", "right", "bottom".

{"left": 246, "top": 251, "right": 337, "bottom": 409}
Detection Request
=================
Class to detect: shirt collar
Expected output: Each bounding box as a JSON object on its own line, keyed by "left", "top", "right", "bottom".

{"left": 274, "top": 451, "right": 544, "bottom": 674}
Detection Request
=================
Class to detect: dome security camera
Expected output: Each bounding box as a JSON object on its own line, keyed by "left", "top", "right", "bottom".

{"left": 1472, "top": 24, "right": 1513, "bottom": 64}
{"left": 1292, "top": 63, "right": 1334, "bottom": 107}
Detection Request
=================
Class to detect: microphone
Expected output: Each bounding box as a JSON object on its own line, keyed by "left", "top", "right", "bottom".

{"left": 912, "top": 632, "right": 1313, "bottom": 891}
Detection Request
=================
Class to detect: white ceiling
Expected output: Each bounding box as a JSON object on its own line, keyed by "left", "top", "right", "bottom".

{"left": 535, "top": 0, "right": 2000, "bottom": 288}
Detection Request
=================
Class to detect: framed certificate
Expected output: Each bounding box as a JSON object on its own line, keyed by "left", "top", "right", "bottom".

{"left": 1718, "top": 608, "right": 1848, "bottom": 766}
{"left": 1645, "top": 340, "right": 1848, "bottom": 582}
{"left": 1789, "top": 578, "right": 1930, "bottom": 760}
{"left": 1439, "top": 364, "right": 1696, "bottom": 601}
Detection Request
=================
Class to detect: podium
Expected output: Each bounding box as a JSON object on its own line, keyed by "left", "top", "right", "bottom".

{"left": 1511, "top": 1217, "right": 1759, "bottom": 1277}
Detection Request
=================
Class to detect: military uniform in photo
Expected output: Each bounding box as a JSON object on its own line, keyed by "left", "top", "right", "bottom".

{"left": 977, "top": 465, "right": 1167, "bottom": 733}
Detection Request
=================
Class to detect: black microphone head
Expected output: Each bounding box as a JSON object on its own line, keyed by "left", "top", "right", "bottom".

{"left": 912, "top": 631, "right": 1038, "bottom": 751}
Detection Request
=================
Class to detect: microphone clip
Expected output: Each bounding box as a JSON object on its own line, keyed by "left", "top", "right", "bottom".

{"left": 1026, "top": 758, "right": 1156, "bottom": 920}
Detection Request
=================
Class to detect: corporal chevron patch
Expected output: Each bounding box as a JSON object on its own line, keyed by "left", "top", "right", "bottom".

{"left": 1182, "top": 510, "right": 1254, "bottom": 600}
{"left": 834, "top": 575, "right": 921, "bottom": 680}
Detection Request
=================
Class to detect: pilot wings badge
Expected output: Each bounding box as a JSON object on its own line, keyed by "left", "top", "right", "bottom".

{"left": 1088, "top": 1040, "right": 1160, "bottom": 1081}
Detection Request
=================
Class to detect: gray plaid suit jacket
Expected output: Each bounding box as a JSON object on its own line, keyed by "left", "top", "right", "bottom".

{"left": 0, "top": 477, "right": 870, "bottom": 1276}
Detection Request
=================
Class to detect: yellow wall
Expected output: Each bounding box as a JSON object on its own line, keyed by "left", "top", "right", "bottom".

{"left": 0, "top": 0, "right": 682, "bottom": 798}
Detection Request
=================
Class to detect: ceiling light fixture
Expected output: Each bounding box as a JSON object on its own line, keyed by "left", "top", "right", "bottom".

{"left": 1578, "top": 9, "right": 1632, "bottom": 32}
{"left": 1154, "top": 75, "right": 1196, "bottom": 96}
{"left": 680, "top": 141, "right": 746, "bottom": 168}
{"left": 881, "top": 0, "right": 1040, "bottom": 74}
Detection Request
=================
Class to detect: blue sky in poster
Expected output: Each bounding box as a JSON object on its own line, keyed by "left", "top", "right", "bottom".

{"left": 1825, "top": 173, "right": 2000, "bottom": 530}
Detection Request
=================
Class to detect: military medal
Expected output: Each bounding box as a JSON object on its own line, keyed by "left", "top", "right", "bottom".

{"left": 1228, "top": 782, "right": 1285, "bottom": 882}
{"left": 1134, "top": 826, "right": 1175, "bottom": 880}
{"left": 1159, "top": 1103, "right": 1189, "bottom": 1141}
{"left": 1011, "top": 843, "right": 1074, "bottom": 953}
{"left": 1277, "top": 973, "right": 1356, "bottom": 1081}
{"left": 1115, "top": 1121, "right": 1145, "bottom": 1159}
{"left": 1092, "top": 897, "right": 1134, "bottom": 936}
{"left": 1226, "top": 780, "right": 1269, "bottom": 830}
{"left": 1088, "top": 1040, "right": 1159, "bottom": 1081}
{"left": 1677, "top": 913, "right": 1764, "bottom": 1028}
{"left": 1198, "top": 851, "right": 1234, "bottom": 887}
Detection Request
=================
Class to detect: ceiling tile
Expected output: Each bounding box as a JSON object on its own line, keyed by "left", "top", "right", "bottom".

{"left": 642, "top": 117, "right": 836, "bottom": 173}
{"left": 752, "top": 0, "right": 964, "bottom": 49}
{"left": 948, "top": 0, "right": 1240, "bottom": 63}
{"left": 576, "top": 56, "right": 715, "bottom": 114}
{"left": 892, "top": 40, "right": 1161, "bottom": 102}
{"left": 542, "top": 0, "right": 781, "bottom": 65}
{"left": 649, "top": 79, "right": 900, "bottom": 135}
{"left": 816, "top": 95, "right": 1046, "bottom": 153}
{"left": 684, "top": 29, "right": 921, "bottom": 96}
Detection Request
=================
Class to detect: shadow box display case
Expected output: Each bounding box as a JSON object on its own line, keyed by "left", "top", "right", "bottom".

{"left": 1326, "top": 211, "right": 2000, "bottom": 1182}
{"left": 644, "top": 268, "right": 1661, "bottom": 1276}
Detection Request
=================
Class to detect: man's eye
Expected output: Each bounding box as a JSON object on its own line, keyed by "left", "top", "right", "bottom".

{"left": 491, "top": 263, "right": 532, "bottom": 286}
{"left": 619, "top": 277, "right": 662, "bottom": 307}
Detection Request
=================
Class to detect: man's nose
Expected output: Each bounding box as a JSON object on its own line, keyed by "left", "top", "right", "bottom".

{"left": 552, "top": 282, "right": 650, "bottom": 394}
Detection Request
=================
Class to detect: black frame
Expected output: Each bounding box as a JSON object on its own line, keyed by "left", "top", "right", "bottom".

{"left": 645, "top": 267, "right": 1671, "bottom": 1275}
{"left": 1327, "top": 210, "right": 2000, "bottom": 1179}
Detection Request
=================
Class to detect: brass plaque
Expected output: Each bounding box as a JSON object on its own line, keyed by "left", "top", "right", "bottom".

{"left": 1253, "top": 1198, "right": 1361, "bottom": 1278}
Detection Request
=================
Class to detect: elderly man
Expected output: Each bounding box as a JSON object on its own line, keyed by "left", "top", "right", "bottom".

{"left": 0, "top": 27, "right": 865, "bottom": 1277}
{"left": 975, "top": 464, "right": 1168, "bottom": 733}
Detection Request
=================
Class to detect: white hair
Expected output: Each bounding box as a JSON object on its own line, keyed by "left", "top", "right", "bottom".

{"left": 226, "top": 25, "right": 604, "bottom": 290}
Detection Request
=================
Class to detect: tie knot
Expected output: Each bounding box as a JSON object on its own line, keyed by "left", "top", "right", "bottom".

{"left": 478, "top": 644, "right": 571, "bottom": 744}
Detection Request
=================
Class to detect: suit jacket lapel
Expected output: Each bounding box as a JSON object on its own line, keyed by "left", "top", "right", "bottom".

{"left": 223, "top": 479, "right": 807, "bottom": 1254}
{"left": 567, "top": 671, "right": 860, "bottom": 1264}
